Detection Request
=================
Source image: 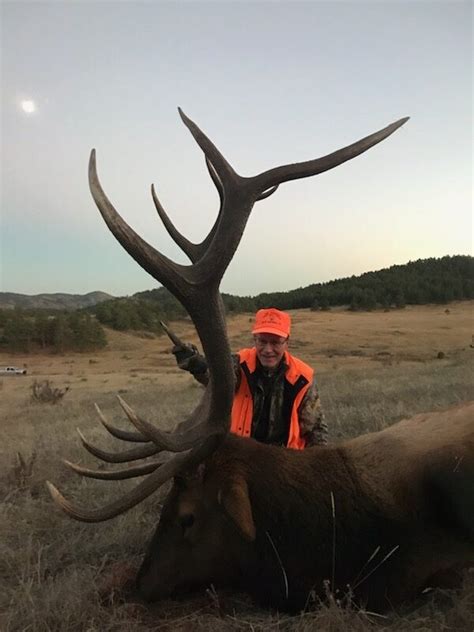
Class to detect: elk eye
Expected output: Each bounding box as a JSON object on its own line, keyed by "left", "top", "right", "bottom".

{"left": 179, "top": 513, "right": 195, "bottom": 532}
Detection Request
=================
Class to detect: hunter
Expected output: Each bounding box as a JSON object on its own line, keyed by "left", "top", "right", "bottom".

{"left": 172, "top": 308, "right": 327, "bottom": 449}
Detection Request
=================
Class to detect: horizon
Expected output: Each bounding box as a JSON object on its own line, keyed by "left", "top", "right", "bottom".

{"left": 2, "top": 2, "right": 472, "bottom": 297}
{"left": 1, "top": 252, "right": 471, "bottom": 300}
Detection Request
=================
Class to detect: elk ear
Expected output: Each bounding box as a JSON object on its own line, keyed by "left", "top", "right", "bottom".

{"left": 218, "top": 476, "right": 256, "bottom": 542}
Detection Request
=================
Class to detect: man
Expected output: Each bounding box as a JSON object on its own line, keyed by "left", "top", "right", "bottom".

{"left": 172, "top": 308, "right": 327, "bottom": 449}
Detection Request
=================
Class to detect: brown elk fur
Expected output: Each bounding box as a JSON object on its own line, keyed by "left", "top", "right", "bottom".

{"left": 136, "top": 401, "right": 474, "bottom": 612}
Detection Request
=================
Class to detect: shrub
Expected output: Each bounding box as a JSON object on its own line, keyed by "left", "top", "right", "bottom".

{"left": 30, "top": 380, "right": 70, "bottom": 404}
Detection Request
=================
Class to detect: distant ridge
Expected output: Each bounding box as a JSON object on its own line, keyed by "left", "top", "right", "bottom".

{"left": 0, "top": 291, "right": 114, "bottom": 311}
{"left": 132, "top": 255, "right": 473, "bottom": 317}
{"left": 2, "top": 255, "right": 473, "bottom": 316}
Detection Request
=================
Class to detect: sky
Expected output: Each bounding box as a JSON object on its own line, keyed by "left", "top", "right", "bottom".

{"left": 1, "top": 1, "right": 472, "bottom": 298}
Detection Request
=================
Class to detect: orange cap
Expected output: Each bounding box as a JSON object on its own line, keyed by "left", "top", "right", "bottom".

{"left": 252, "top": 308, "right": 291, "bottom": 338}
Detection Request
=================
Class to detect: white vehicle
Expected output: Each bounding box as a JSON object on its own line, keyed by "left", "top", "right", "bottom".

{"left": 0, "top": 366, "right": 27, "bottom": 375}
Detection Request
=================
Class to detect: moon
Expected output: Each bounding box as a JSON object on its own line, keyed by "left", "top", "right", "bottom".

{"left": 20, "top": 100, "right": 37, "bottom": 114}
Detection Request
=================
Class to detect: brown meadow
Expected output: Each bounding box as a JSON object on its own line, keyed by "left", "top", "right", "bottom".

{"left": 1, "top": 301, "right": 473, "bottom": 631}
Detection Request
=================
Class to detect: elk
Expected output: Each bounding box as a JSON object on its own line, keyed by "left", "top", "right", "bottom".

{"left": 46, "top": 110, "right": 474, "bottom": 612}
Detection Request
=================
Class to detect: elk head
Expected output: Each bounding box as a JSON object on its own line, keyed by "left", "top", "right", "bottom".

{"left": 46, "top": 109, "right": 408, "bottom": 602}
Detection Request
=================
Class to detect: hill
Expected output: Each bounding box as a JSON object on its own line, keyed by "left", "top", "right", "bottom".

{"left": 0, "top": 291, "right": 114, "bottom": 311}
{"left": 135, "top": 255, "right": 474, "bottom": 314}
{"left": 253, "top": 255, "right": 474, "bottom": 311}
{"left": 87, "top": 255, "right": 473, "bottom": 334}
{"left": 2, "top": 256, "right": 472, "bottom": 337}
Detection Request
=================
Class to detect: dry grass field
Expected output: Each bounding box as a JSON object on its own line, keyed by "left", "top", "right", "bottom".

{"left": 1, "top": 302, "right": 473, "bottom": 631}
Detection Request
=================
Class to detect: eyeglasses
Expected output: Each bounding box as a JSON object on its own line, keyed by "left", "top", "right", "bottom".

{"left": 254, "top": 335, "right": 288, "bottom": 350}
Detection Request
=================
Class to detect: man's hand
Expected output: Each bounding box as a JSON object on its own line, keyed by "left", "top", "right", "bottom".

{"left": 172, "top": 342, "right": 199, "bottom": 367}
{"left": 172, "top": 343, "right": 208, "bottom": 375}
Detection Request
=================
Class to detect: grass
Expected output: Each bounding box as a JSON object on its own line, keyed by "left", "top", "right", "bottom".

{"left": 1, "top": 302, "right": 473, "bottom": 631}
{"left": 321, "top": 358, "right": 474, "bottom": 439}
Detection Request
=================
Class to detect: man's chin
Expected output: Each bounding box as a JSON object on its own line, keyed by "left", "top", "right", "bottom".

{"left": 260, "top": 358, "right": 278, "bottom": 369}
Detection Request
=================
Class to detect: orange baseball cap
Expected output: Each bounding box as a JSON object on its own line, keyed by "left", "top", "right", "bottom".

{"left": 252, "top": 308, "right": 291, "bottom": 338}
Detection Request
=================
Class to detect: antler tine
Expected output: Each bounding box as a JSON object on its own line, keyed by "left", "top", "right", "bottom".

{"left": 97, "top": 384, "right": 217, "bottom": 453}
{"left": 253, "top": 117, "right": 410, "bottom": 194}
{"left": 151, "top": 184, "right": 202, "bottom": 264}
{"left": 89, "top": 150, "right": 194, "bottom": 307}
{"left": 151, "top": 168, "right": 223, "bottom": 265}
{"left": 76, "top": 428, "right": 159, "bottom": 463}
{"left": 178, "top": 107, "right": 237, "bottom": 187}
{"left": 63, "top": 459, "right": 161, "bottom": 481}
{"left": 117, "top": 395, "right": 222, "bottom": 453}
{"left": 153, "top": 155, "right": 276, "bottom": 269}
{"left": 95, "top": 403, "right": 148, "bottom": 443}
{"left": 46, "top": 433, "right": 220, "bottom": 522}
{"left": 159, "top": 320, "right": 183, "bottom": 346}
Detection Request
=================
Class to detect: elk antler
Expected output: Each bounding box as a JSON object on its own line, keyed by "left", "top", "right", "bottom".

{"left": 46, "top": 109, "right": 408, "bottom": 521}
{"left": 152, "top": 158, "right": 279, "bottom": 264}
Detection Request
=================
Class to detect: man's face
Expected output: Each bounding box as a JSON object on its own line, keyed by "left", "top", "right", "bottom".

{"left": 254, "top": 334, "right": 288, "bottom": 370}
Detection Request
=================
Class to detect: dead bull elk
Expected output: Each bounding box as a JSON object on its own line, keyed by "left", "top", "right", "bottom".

{"left": 46, "top": 110, "right": 474, "bottom": 612}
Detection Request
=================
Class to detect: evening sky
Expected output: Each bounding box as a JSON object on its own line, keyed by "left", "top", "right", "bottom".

{"left": 1, "top": 1, "right": 472, "bottom": 296}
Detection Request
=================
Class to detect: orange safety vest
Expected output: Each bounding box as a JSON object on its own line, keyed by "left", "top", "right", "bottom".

{"left": 230, "top": 348, "right": 313, "bottom": 450}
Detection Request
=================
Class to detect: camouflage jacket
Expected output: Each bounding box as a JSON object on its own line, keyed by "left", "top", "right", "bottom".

{"left": 177, "top": 349, "right": 328, "bottom": 447}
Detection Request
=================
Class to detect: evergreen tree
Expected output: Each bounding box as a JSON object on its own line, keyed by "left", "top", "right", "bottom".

{"left": 50, "top": 315, "right": 75, "bottom": 353}
{"left": 4, "top": 312, "right": 34, "bottom": 352}
{"left": 34, "top": 312, "right": 50, "bottom": 349}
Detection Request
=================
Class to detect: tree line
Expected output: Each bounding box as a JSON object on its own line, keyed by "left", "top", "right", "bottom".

{"left": 0, "top": 310, "right": 107, "bottom": 353}
{"left": 248, "top": 255, "right": 472, "bottom": 312}
{"left": 92, "top": 296, "right": 179, "bottom": 332}
{"left": 132, "top": 255, "right": 474, "bottom": 319}
{"left": 2, "top": 256, "right": 472, "bottom": 345}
